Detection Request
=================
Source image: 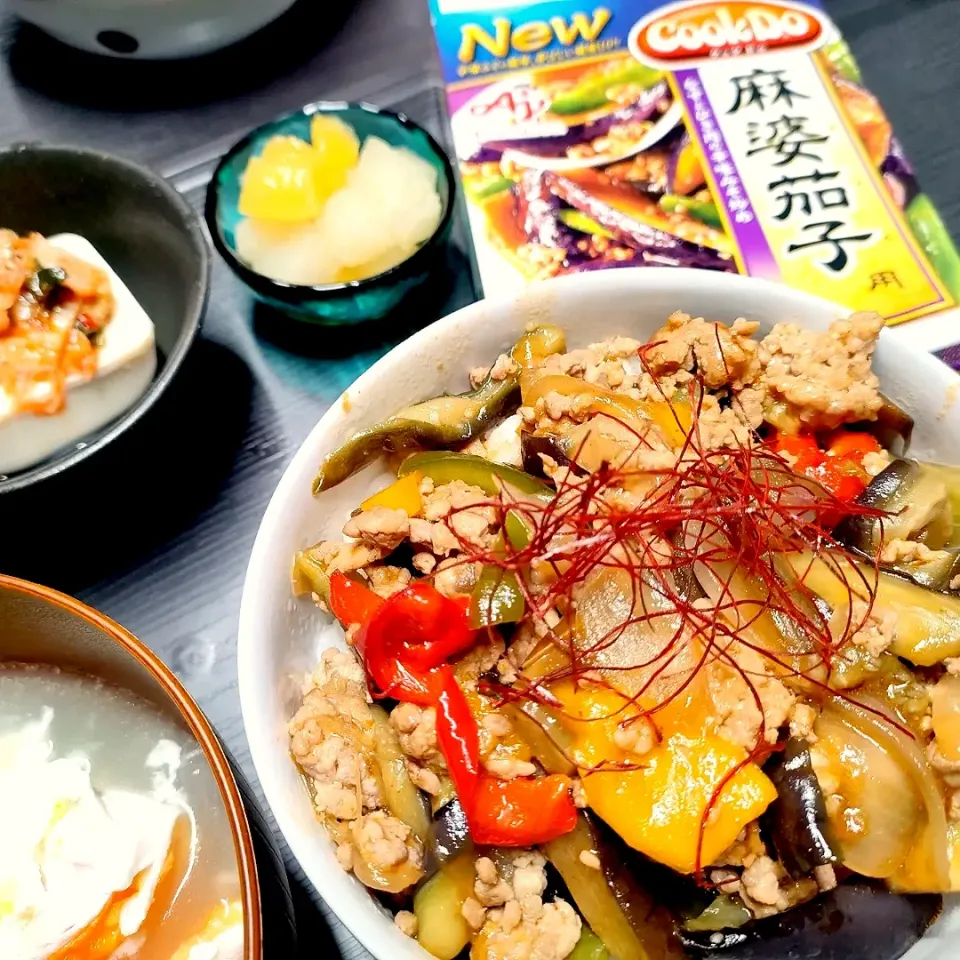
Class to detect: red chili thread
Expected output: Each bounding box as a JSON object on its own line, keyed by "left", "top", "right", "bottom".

{"left": 420, "top": 367, "right": 905, "bottom": 882}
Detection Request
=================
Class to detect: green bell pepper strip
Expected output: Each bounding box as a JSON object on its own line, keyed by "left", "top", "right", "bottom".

{"left": 683, "top": 895, "right": 752, "bottom": 933}
{"left": 549, "top": 63, "right": 663, "bottom": 115}
{"left": 291, "top": 546, "right": 332, "bottom": 602}
{"left": 470, "top": 534, "right": 525, "bottom": 628}
{"left": 399, "top": 451, "right": 555, "bottom": 502}
{"left": 658, "top": 194, "right": 723, "bottom": 231}
{"left": 906, "top": 194, "right": 960, "bottom": 299}
{"left": 312, "top": 326, "right": 565, "bottom": 493}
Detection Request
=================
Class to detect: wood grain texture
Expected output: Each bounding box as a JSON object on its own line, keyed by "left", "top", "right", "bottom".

{"left": 0, "top": 1, "right": 957, "bottom": 957}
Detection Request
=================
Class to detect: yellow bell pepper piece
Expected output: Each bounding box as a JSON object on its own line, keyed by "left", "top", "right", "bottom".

{"left": 521, "top": 374, "right": 691, "bottom": 450}
{"left": 584, "top": 735, "right": 780, "bottom": 874}
{"left": 553, "top": 680, "right": 777, "bottom": 875}
{"left": 360, "top": 471, "right": 424, "bottom": 516}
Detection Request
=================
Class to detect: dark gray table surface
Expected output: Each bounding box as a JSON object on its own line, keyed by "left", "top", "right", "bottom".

{"left": 1, "top": 1, "right": 958, "bottom": 957}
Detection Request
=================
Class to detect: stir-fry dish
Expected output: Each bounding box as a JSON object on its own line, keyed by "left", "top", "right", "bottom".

{"left": 289, "top": 310, "right": 960, "bottom": 960}
{"left": 0, "top": 230, "right": 116, "bottom": 417}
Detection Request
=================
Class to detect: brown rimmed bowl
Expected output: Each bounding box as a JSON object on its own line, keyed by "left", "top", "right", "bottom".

{"left": 0, "top": 574, "right": 297, "bottom": 958}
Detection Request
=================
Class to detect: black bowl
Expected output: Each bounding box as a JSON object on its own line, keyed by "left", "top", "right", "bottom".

{"left": 0, "top": 144, "right": 209, "bottom": 494}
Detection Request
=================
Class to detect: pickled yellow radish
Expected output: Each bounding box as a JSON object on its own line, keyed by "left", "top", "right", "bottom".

{"left": 310, "top": 115, "right": 361, "bottom": 197}
{"left": 238, "top": 155, "right": 322, "bottom": 222}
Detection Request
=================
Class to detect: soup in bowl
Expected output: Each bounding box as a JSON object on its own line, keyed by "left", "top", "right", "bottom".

{"left": 0, "top": 576, "right": 263, "bottom": 960}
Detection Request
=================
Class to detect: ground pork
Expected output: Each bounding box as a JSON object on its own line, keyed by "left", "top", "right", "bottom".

{"left": 613, "top": 716, "right": 658, "bottom": 756}
{"left": 694, "top": 391, "right": 763, "bottom": 450}
{"left": 291, "top": 650, "right": 427, "bottom": 891}
{"left": 740, "top": 855, "right": 818, "bottom": 919}
{"left": 741, "top": 855, "right": 782, "bottom": 905}
{"left": 412, "top": 480, "right": 499, "bottom": 553}
{"left": 342, "top": 505, "right": 410, "bottom": 552}
{"left": 538, "top": 347, "right": 603, "bottom": 380}
{"left": 929, "top": 742, "right": 960, "bottom": 788}
{"left": 880, "top": 538, "right": 949, "bottom": 566}
{"left": 484, "top": 756, "right": 538, "bottom": 779}
{"left": 390, "top": 702, "right": 445, "bottom": 768}
{"left": 455, "top": 636, "right": 506, "bottom": 687}
{"left": 756, "top": 311, "right": 884, "bottom": 431}
{"left": 713, "top": 842, "right": 818, "bottom": 919}
{"left": 475, "top": 900, "right": 582, "bottom": 960}
{"left": 409, "top": 517, "right": 460, "bottom": 556}
{"left": 394, "top": 910, "right": 418, "bottom": 938}
{"left": 289, "top": 649, "right": 380, "bottom": 821}
{"left": 567, "top": 414, "right": 677, "bottom": 477}
{"left": 433, "top": 556, "right": 480, "bottom": 597}
{"left": 534, "top": 337, "right": 645, "bottom": 394}
{"left": 464, "top": 853, "right": 582, "bottom": 960}
{"left": 646, "top": 312, "right": 761, "bottom": 391}
{"left": 713, "top": 822, "right": 767, "bottom": 867}
{"left": 470, "top": 352, "right": 521, "bottom": 388}
{"left": 308, "top": 539, "right": 390, "bottom": 576}
{"left": 863, "top": 448, "right": 893, "bottom": 478}
{"left": 788, "top": 701, "right": 818, "bottom": 742}
{"left": 350, "top": 809, "right": 423, "bottom": 873}
{"left": 364, "top": 564, "right": 412, "bottom": 598}
{"left": 834, "top": 599, "right": 898, "bottom": 659}
{"left": 708, "top": 644, "right": 795, "bottom": 750}
{"left": 537, "top": 390, "right": 598, "bottom": 425}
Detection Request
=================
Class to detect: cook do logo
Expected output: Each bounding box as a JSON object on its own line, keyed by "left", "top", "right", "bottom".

{"left": 628, "top": 0, "right": 827, "bottom": 68}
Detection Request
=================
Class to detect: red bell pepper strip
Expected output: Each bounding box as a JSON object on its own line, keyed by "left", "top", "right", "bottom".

{"left": 772, "top": 430, "right": 873, "bottom": 506}
{"left": 329, "top": 576, "right": 473, "bottom": 702}
{"left": 435, "top": 670, "right": 576, "bottom": 845}
{"left": 810, "top": 456, "right": 869, "bottom": 504}
{"left": 381, "top": 582, "right": 476, "bottom": 670}
{"left": 329, "top": 572, "right": 576, "bottom": 845}
{"left": 469, "top": 774, "right": 578, "bottom": 846}
{"left": 329, "top": 571, "right": 384, "bottom": 626}
{"left": 436, "top": 667, "right": 482, "bottom": 810}
{"left": 824, "top": 430, "right": 881, "bottom": 461}
{"left": 772, "top": 432, "right": 822, "bottom": 473}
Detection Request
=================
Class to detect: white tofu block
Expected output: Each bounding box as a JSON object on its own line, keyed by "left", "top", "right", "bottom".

{"left": 0, "top": 234, "right": 157, "bottom": 475}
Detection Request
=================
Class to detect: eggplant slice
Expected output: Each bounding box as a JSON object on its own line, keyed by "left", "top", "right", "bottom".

{"left": 765, "top": 738, "right": 841, "bottom": 877}
{"left": 836, "top": 458, "right": 959, "bottom": 591}
{"left": 680, "top": 880, "right": 941, "bottom": 960}
{"left": 543, "top": 171, "right": 733, "bottom": 271}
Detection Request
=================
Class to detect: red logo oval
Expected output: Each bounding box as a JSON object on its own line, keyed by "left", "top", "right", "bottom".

{"left": 629, "top": 0, "right": 826, "bottom": 66}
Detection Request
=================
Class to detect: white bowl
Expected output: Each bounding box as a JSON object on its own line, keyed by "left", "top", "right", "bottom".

{"left": 238, "top": 268, "right": 960, "bottom": 960}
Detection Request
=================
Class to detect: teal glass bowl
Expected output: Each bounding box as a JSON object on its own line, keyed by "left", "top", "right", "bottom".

{"left": 205, "top": 101, "right": 455, "bottom": 325}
